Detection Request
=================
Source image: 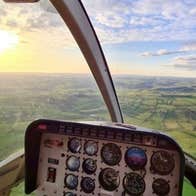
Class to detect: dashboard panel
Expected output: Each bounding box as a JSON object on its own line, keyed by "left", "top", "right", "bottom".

{"left": 25, "top": 119, "right": 184, "bottom": 196}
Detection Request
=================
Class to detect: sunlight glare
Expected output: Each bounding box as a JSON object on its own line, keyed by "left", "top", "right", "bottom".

{"left": 0, "top": 30, "right": 19, "bottom": 53}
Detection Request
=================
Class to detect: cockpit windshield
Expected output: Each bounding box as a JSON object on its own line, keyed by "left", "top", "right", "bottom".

{"left": 0, "top": 0, "right": 195, "bottom": 195}
{"left": 82, "top": 0, "right": 196, "bottom": 157}
{"left": 0, "top": 0, "right": 111, "bottom": 161}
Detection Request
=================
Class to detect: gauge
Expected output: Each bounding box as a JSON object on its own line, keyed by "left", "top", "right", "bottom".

{"left": 152, "top": 178, "right": 170, "bottom": 196}
{"left": 82, "top": 158, "right": 97, "bottom": 174}
{"left": 66, "top": 156, "right": 80, "bottom": 171}
{"left": 101, "top": 143, "right": 122, "bottom": 165}
{"left": 99, "top": 168, "right": 120, "bottom": 191}
{"left": 81, "top": 177, "right": 95, "bottom": 193}
{"left": 63, "top": 192, "right": 76, "bottom": 196}
{"left": 68, "top": 138, "right": 81, "bottom": 153}
{"left": 84, "top": 140, "right": 98, "bottom": 156}
{"left": 123, "top": 172, "right": 145, "bottom": 195}
{"left": 151, "top": 151, "right": 175, "bottom": 175}
{"left": 64, "top": 174, "right": 78, "bottom": 190}
{"left": 125, "top": 147, "right": 147, "bottom": 170}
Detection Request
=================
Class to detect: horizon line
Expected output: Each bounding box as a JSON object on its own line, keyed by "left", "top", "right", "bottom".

{"left": 0, "top": 71, "right": 195, "bottom": 79}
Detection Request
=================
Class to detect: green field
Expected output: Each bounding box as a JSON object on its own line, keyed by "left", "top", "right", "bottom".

{"left": 0, "top": 73, "right": 195, "bottom": 195}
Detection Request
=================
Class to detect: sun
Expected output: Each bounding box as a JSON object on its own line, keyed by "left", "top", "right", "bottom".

{"left": 0, "top": 30, "right": 19, "bottom": 53}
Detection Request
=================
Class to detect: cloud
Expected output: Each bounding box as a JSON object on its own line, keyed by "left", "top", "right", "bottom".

{"left": 0, "top": 1, "right": 64, "bottom": 31}
{"left": 130, "top": 0, "right": 190, "bottom": 19}
{"left": 129, "top": 16, "right": 164, "bottom": 26}
{"left": 0, "top": 1, "right": 76, "bottom": 49}
{"left": 190, "top": 8, "right": 196, "bottom": 15}
{"left": 0, "top": 7, "right": 7, "bottom": 17}
{"left": 39, "top": 0, "right": 57, "bottom": 14}
{"left": 83, "top": 0, "right": 130, "bottom": 29}
{"left": 181, "top": 41, "right": 196, "bottom": 51}
{"left": 141, "top": 42, "right": 196, "bottom": 57}
{"left": 141, "top": 49, "right": 184, "bottom": 57}
{"left": 95, "top": 12, "right": 126, "bottom": 28}
{"left": 6, "top": 19, "right": 18, "bottom": 28}
{"left": 23, "top": 7, "right": 64, "bottom": 30}
{"left": 165, "top": 55, "right": 196, "bottom": 71}
{"left": 82, "top": 0, "right": 196, "bottom": 43}
{"left": 82, "top": 0, "right": 129, "bottom": 14}
{"left": 0, "top": 0, "right": 196, "bottom": 44}
{"left": 18, "top": 8, "right": 29, "bottom": 16}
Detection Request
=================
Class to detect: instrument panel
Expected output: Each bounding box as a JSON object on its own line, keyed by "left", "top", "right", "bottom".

{"left": 25, "top": 119, "right": 184, "bottom": 196}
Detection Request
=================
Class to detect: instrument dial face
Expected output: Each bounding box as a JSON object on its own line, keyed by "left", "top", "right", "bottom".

{"left": 123, "top": 173, "right": 145, "bottom": 195}
{"left": 152, "top": 178, "right": 170, "bottom": 196}
{"left": 101, "top": 143, "right": 122, "bottom": 166}
{"left": 99, "top": 168, "right": 120, "bottom": 191}
{"left": 64, "top": 174, "right": 78, "bottom": 190}
{"left": 66, "top": 156, "right": 80, "bottom": 171}
{"left": 81, "top": 177, "right": 95, "bottom": 193}
{"left": 82, "top": 158, "right": 97, "bottom": 174}
{"left": 125, "top": 147, "right": 147, "bottom": 170}
{"left": 84, "top": 140, "right": 98, "bottom": 156}
{"left": 63, "top": 192, "right": 76, "bottom": 196}
{"left": 151, "top": 151, "right": 175, "bottom": 175}
{"left": 68, "top": 138, "right": 81, "bottom": 153}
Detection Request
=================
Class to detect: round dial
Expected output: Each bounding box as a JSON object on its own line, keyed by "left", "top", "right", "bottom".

{"left": 151, "top": 151, "right": 175, "bottom": 175}
{"left": 125, "top": 147, "right": 147, "bottom": 170}
{"left": 66, "top": 156, "right": 80, "bottom": 171}
{"left": 123, "top": 173, "right": 145, "bottom": 195}
{"left": 101, "top": 143, "right": 122, "bottom": 165}
{"left": 152, "top": 178, "right": 170, "bottom": 196}
{"left": 81, "top": 177, "right": 95, "bottom": 193}
{"left": 64, "top": 174, "right": 78, "bottom": 190}
{"left": 68, "top": 138, "right": 81, "bottom": 153}
{"left": 84, "top": 140, "right": 98, "bottom": 156}
{"left": 99, "top": 168, "right": 120, "bottom": 191}
{"left": 82, "top": 158, "right": 97, "bottom": 174}
{"left": 63, "top": 192, "right": 76, "bottom": 196}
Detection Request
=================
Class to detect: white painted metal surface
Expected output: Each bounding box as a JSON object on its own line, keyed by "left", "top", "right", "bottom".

{"left": 0, "top": 150, "right": 25, "bottom": 195}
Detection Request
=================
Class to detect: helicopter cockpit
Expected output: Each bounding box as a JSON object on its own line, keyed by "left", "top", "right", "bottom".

{"left": 25, "top": 119, "right": 184, "bottom": 196}
{"left": 0, "top": 0, "right": 196, "bottom": 196}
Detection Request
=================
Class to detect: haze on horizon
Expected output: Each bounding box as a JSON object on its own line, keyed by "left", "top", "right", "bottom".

{"left": 0, "top": 0, "right": 196, "bottom": 77}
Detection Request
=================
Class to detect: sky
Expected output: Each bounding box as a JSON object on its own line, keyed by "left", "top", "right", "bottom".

{"left": 0, "top": 0, "right": 196, "bottom": 77}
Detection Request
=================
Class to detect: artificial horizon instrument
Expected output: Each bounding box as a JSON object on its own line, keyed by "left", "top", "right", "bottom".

{"left": 1, "top": 0, "right": 196, "bottom": 196}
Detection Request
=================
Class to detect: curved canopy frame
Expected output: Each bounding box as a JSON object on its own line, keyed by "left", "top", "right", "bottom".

{"left": 50, "top": 0, "right": 123, "bottom": 123}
